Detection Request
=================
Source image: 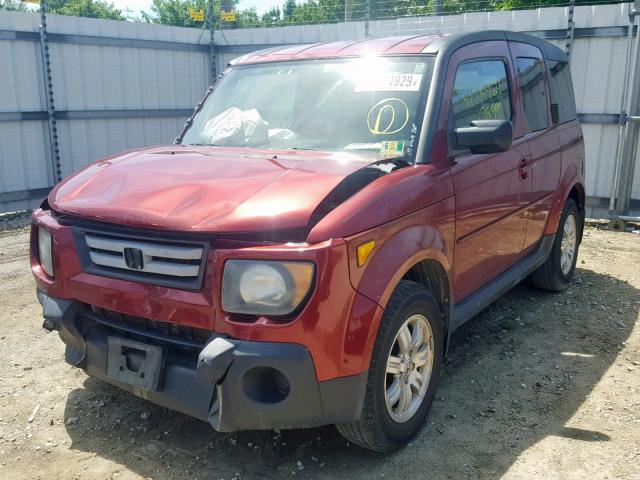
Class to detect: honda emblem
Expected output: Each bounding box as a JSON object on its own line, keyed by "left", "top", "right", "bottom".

{"left": 123, "top": 247, "right": 144, "bottom": 270}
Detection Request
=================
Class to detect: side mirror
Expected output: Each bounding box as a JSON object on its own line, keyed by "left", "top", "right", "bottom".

{"left": 454, "top": 119, "right": 513, "bottom": 154}
{"left": 551, "top": 103, "right": 560, "bottom": 125}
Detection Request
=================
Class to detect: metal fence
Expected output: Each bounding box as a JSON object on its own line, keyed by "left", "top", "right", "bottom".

{"left": 217, "top": 0, "right": 627, "bottom": 27}
{"left": 0, "top": 2, "right": 639, "bottom": 220}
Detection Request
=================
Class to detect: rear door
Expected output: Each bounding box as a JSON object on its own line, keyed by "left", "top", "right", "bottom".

{"left": 440, "top": 41, "right": 531, "bottom": 301}
{"left": 508, "top": 42, "right": 562, "bottom": 250}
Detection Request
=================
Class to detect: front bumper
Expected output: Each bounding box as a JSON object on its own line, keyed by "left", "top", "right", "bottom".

{"left": 38, "top": 290, "right": 366, "bottom": 431}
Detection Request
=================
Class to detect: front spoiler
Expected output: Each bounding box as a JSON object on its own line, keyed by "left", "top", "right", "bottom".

{"left": 37, "top": 290, "right": 367, "bottom": 432}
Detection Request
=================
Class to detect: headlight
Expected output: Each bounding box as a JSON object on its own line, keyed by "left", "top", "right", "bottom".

{"left": 37, "top": 227, "right": 54, "bottom": 277}
{"left": 222, "top": 260, "right": 314, "bottom": 316}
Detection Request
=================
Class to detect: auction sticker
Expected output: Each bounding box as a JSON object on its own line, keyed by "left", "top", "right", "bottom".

{"left": 355, "top": 73, "right": 423, "bottom": 92}
{"left": 379, "top": 140, "right": 405, "bottom": 159}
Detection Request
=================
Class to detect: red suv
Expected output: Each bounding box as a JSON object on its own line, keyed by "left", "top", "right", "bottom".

{"left": 31, "top": 31, "right": 585, "bottom": 452}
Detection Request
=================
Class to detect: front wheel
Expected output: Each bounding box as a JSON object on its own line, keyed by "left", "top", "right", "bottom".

{"left": 530, "top": 198, "right": 581, "bottom": 291}
{"left": 336, "top": 281, "right": 443, "bottom": 452}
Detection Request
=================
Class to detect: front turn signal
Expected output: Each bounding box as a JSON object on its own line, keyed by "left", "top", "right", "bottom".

{"left": 356, "top": 240, "right": 376, "bottom": 267}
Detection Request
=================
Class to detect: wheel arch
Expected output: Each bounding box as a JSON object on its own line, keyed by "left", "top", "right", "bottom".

{"left": 568, "top": 182, "right": 585, "bottom": 212}
{"left": 351, "top": 246, "right": 454, "bottom": 375}
{"left": 400, "top": 259, "right": 451, "bottom": 342}
{"left": 544, "top": 163, "right": 585, "bottom": 239}
{"left": 567, "top": 183, "right": 586, "bottom": 242}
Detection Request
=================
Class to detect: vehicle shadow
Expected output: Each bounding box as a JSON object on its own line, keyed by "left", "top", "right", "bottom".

{"left": 63, "top": 267, "right": 638, "bottom": 479}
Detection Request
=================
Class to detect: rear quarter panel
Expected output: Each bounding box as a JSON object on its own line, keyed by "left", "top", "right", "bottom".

{"left": 545, "top": 120, "right": 585, "bottom": 235}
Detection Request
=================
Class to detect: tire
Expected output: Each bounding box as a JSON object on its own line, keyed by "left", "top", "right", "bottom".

{"left": 530, "top": 198, "right": 581, "bottom": 292}
{"left": 336, "top": 280, "right": 444, "bottom": 452}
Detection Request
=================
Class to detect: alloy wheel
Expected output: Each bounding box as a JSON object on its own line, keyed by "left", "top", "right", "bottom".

{"left": 560, "top": 213, "right": 577, "bottom": 275}
{"left": 384, "top": 314, "right": 434, "bottom": 423}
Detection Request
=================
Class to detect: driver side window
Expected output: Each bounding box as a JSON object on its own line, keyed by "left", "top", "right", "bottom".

{"left": 451, "top": 60, "right": 511, "bottom": 129}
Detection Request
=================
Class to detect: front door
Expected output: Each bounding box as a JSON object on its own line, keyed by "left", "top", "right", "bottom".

{"left": 439, "top": 41, "right": 531, "bottom": 301}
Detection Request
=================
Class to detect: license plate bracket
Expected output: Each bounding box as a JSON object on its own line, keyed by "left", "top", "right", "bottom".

{"left": 106, "top": 337, "right": 164, "bottom": 391}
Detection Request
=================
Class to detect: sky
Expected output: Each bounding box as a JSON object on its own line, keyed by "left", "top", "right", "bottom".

{"left": 109, "top": 0, "right": 281, "bottom": 18}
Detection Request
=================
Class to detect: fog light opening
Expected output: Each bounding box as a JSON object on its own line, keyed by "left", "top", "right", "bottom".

{"left": 242, "top": 366, "right": 290, "bottom": 404}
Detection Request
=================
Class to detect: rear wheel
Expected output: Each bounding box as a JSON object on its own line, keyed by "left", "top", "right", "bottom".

{"left": 336, "top": 281, "right": 443, "bottom": 452}
{"left": 530, "top": 198, "right": 581, "bottom": 291}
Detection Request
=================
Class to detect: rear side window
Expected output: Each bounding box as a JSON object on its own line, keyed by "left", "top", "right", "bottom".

{"left": 546, "top": 60, "right": 577, "bottom": 124}
{"left": 451, "top": 60, "right": 511, "bottom": 129}
{"left": 516, "top": 57, "right": 549, "bottom": 132}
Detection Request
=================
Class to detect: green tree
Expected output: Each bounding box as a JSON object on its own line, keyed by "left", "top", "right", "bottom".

{"left": 283, "top": 0, "right": 296, "bottom": 20}
{"left": 281, "top": 0, "right": 627, "bottom": 24}
{"left": 0, "top": 0, "right": 27, "bottom": 12}
{"left": 237, "top": 6, "right": 261, "bottom": 27}
{"left": 142, "top": 0, "right": 218, "bottom": 27}
{"left": 287, "top": 0, "right": 326, "bottom": 24}
{"left": 319, "top": 0, "right": 342, "bottom": 22}
{"left": 142, "top": 0, "right": 280, "bottom": 28}
{"left": 261, "top": 6, "right": 282, "bottom": 26}
{"left": 436, "top": 0, "right": 624, "bottom": 15}
{"left": 46, "top": 0, "right": 125, "bottom": 19}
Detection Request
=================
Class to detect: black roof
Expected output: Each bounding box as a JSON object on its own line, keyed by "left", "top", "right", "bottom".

{"left": 425, "top": 30, "right": 569, "bottom": 62}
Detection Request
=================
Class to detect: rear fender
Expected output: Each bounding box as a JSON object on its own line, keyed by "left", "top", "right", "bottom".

{"left": 544, "top": 163, "right": 583, "bottom": 236}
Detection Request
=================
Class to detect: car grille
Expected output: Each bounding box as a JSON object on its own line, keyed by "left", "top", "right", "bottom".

{"left": 90, "top": 306, "right": 212, "bottom": 346}
{"left": 73, "top": 227, "right": 208, "bottom": 290}
{"left": 85, "top": 234, "right": 202, "bottom": 277}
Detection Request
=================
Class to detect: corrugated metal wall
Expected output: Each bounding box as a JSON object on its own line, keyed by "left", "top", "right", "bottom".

{"left": 1, "top": 4, "right": 638, "bottom": 217}
{"left": 0, "top": 12, "right": 210, "bottom": 212}
{"left": 0, "top": 21, "right": 49, "bottom": 213}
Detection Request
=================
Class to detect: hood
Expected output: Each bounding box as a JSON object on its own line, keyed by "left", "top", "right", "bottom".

{"left": 50, "top": 145, "right": 383, "bottom": 234}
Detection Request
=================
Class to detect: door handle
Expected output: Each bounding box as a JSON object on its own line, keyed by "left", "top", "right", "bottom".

{"left": 518, "top": 158, "right": 530, "bottom": 180}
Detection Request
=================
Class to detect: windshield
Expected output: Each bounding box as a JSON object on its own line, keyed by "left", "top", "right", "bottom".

{"left": 181, "top": 56, "right": 435, "bottom": 161}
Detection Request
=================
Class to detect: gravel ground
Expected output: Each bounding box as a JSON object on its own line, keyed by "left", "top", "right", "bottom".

{"left": 0, "top": 211, "right": 32, "bottom": 232}
{"left": 0, "top": 224, "right": 638, "bottom": 480}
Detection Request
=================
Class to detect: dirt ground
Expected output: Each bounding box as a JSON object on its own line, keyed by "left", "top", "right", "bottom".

{"left": 0, "top": 223, "right": 639, "bottom": 480}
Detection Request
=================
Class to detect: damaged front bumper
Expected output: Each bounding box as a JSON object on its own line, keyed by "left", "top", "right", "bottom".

{"left": 38, "top": 290, "right": 366, "bottom": 431}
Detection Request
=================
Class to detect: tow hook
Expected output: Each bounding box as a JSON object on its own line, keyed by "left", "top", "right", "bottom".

{"left": 42, "top": 318, "right": 55, "bottom": 332}
{"left": 197, "top": 337, "right": 236, "bottom": 385}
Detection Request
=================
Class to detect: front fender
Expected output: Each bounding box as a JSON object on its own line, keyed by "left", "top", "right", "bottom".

{"left": 343, "top": 197, "right": 455, "bottom": 373}
{"left": 347, "top": 218, "right": 454, "bottom": 308}
{"left": 307, "top": 164, "right": 453, "bottom": 243}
